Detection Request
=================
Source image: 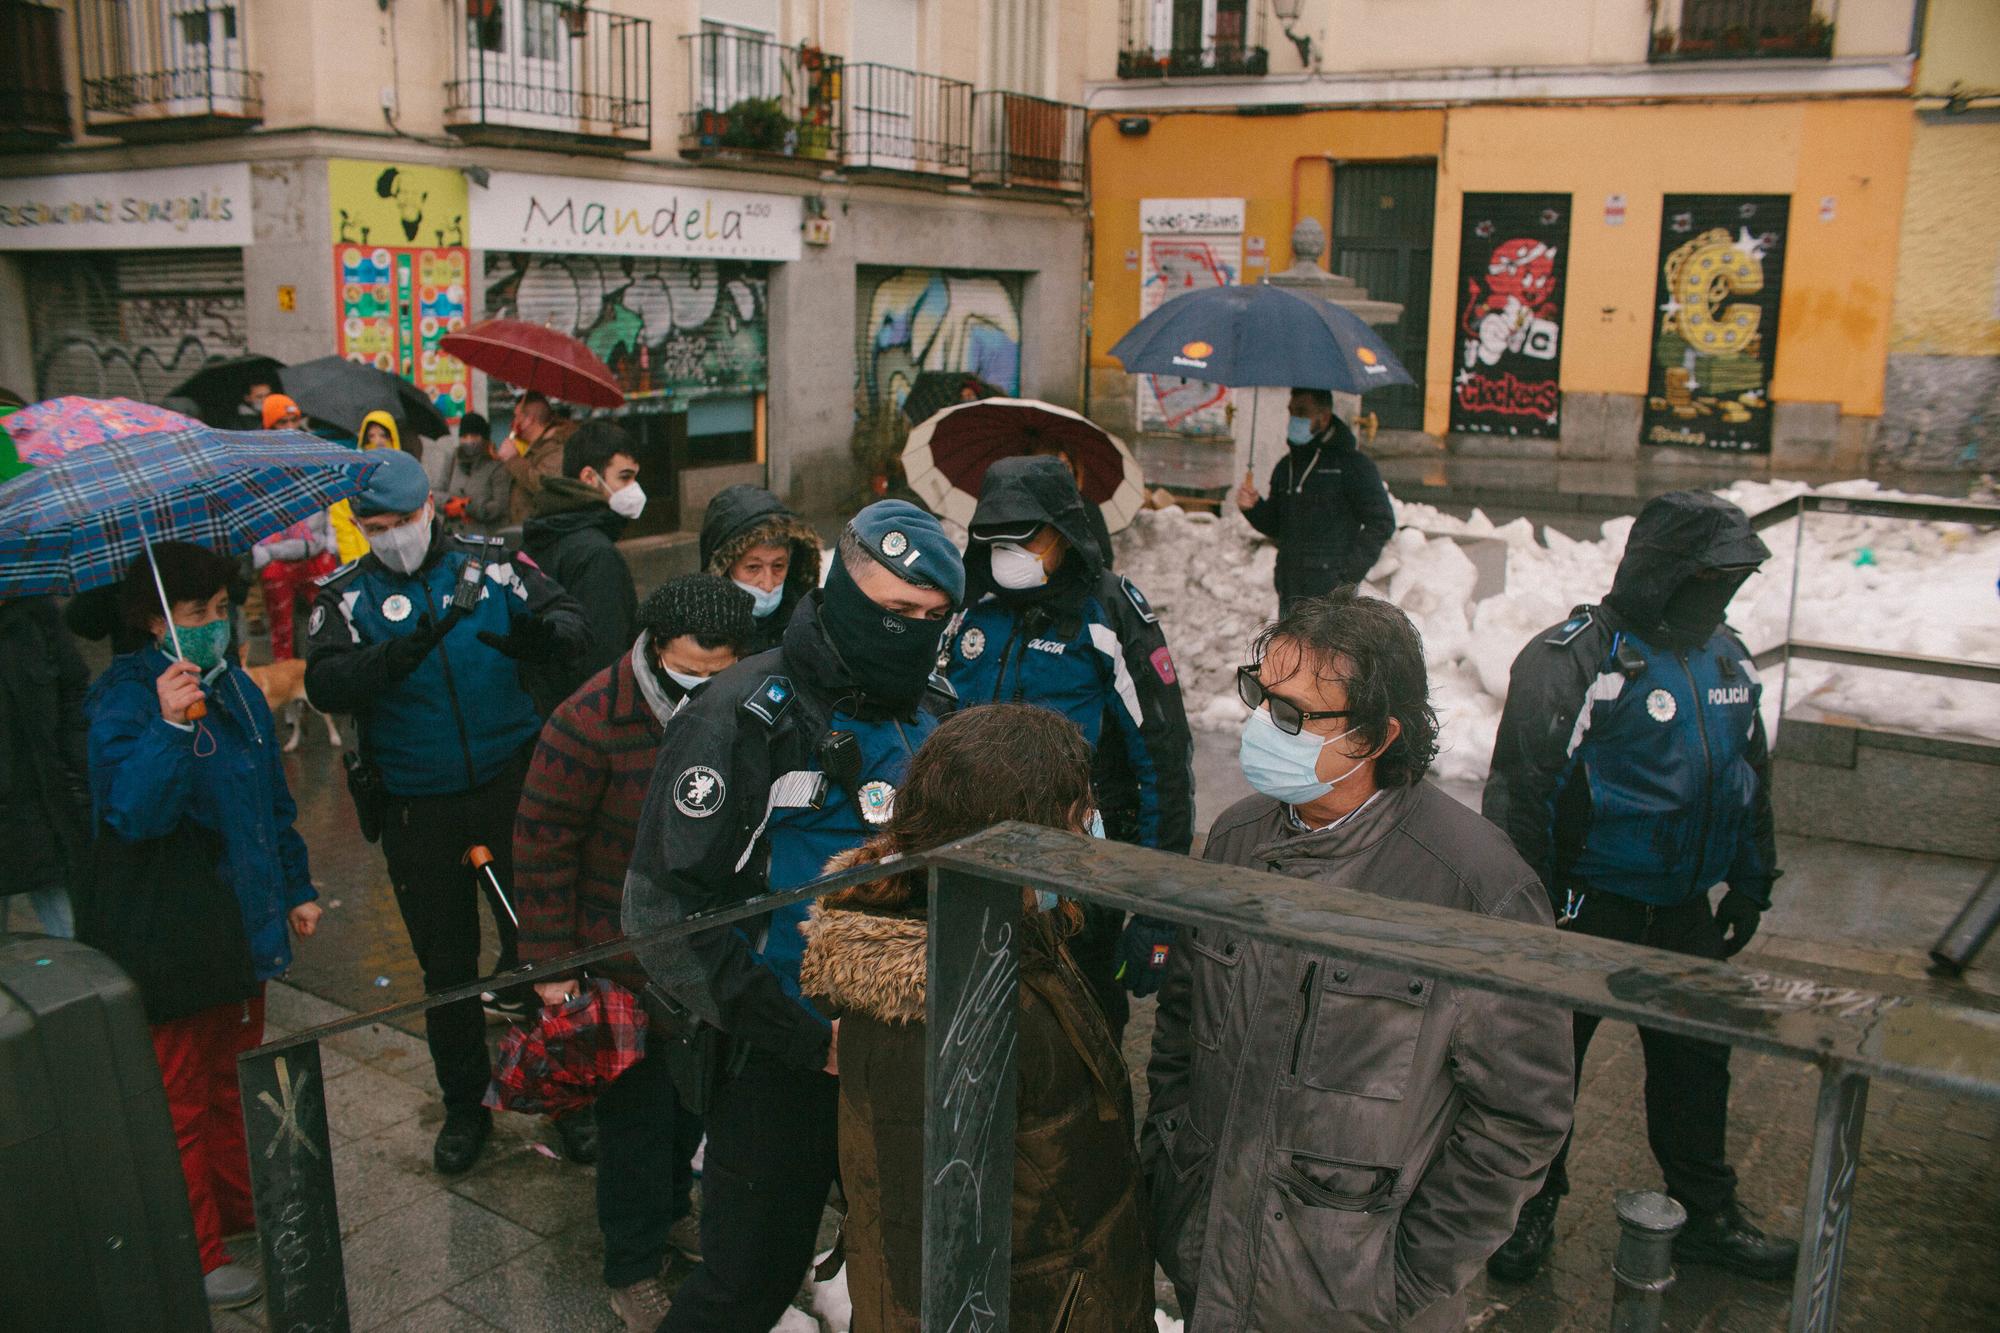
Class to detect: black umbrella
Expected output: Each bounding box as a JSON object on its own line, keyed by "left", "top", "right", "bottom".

{"left": 279, "top": 356, "right": 450, "bottom": 440}
{"left": 900, "top": 371, "right": 1007, "bottom": 426}
{"left": 168, "top": 354, "right": 286, "bottom": 428}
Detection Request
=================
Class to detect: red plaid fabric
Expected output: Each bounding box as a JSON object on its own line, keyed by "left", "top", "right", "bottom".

{"left": 483, "top": 978, "right": 648, "bottom": 1116}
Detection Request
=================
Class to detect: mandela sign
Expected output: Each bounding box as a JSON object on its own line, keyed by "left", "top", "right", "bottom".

{"left": 469, "top": 172, "right": 801, "bottom": 262}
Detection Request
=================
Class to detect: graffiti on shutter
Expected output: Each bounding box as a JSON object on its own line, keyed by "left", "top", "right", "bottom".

{"left": 853, "top": 266, "right": 1023, "bottom": 431}
{"left": 28, "top": 249, "right": 248, "bottom": 404}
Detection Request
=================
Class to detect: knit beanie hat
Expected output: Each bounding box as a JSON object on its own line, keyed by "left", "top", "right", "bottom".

{"left": 639, "top": 573, "right": 756, "bottom": 648}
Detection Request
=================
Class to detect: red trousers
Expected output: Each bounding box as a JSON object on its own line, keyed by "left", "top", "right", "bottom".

{"left": 151, "top": 990, "right": 265, "bottom": 1273}
{"left": 260, "top": 554, "right": 336, "bottom": 659}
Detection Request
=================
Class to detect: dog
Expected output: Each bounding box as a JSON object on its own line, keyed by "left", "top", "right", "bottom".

{"left": 240, "top": 654, "right": 343, "bottom": 753}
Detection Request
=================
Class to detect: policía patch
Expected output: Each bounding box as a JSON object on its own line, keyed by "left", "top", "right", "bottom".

{"left": 673, "top": 766, "right": 727, "bottom": 817}
{"left": 1646, "top": 688, "right": 1677, "bottom": 723}
{"left": 959, "top": 626, "right": 986, "bottom": 661}
{"left": 857, "top": 780, "right": 896, "bottom": 826}
{"left": 1121, "top": 577, "right": 1157, "bottom": 625}
{"left": 382, "top": 593, "right": 413, "bottom": 623}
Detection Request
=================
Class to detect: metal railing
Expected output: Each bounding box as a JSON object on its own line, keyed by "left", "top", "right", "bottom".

{"left": 446, "top": 0, "right": 650, "bottom": 149}
{"left": 678, "top": 28, "right": 843, "bottom": 164}
{"left": 239, "top": 823, "right": 2000, "bottom": 1333}
{"left": 76, "top": 0, "right": 261, "bottom": 127}
{"left": 0, "top": 0, "right": 68, "bottom": 145}
{"left": 970, "top": 91, "right": 1084, "bottom": 195}
{"left": 1118, "top": 0, "right": 1268, "bottom": 78}
{"left": 842, "top": 62, "right": 972, "bottom": 177}
{"left": 1651, "top": 0, "right": 1836, "bottom": 60}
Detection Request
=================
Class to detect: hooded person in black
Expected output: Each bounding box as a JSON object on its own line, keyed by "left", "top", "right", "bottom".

{"left": 523, "top": 421, "right": 644, "bottom": 700}
{"left": 1482, "top": 489, "right": 1793, "bottom": 1286}
{"left": 943, "top": 456, "right": 1195, "bottom": 1034}
{"left": 1234, "top": 388, "right": 1396, "bottom": 613}
{"left": 699, "top": 485, "right": 823, "bottom": 655}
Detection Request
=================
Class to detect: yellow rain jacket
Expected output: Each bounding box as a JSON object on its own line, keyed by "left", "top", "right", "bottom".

{"left": 330, "top": 410, "right": 405, "bottom": 563}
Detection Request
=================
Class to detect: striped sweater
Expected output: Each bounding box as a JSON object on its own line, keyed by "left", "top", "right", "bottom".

{"left": 513, "top": 651, "right": 679, "bottom": 989}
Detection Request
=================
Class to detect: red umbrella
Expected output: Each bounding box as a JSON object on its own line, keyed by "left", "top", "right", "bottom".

{"left": 440, "top": 318, "right": 625, "bottom": 409}
{"left": 901, "top": 397, "right": 1147, "bottom": 533}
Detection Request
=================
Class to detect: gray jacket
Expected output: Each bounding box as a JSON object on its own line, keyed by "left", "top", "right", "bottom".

{"left": 439, "top": 452, "right": 514, "bottom": 535}
{"left": 1143, "top": 782, "right": 1574, "bottom": 1331}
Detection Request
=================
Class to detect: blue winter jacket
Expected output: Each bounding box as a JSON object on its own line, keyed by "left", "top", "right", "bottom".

{"left": 86, "top": 649, "right": 316, "bottom": 981}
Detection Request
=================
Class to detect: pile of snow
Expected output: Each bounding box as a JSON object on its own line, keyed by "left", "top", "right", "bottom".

{"left": 1114, "top": 479, "right": 2000, "bottom": 785}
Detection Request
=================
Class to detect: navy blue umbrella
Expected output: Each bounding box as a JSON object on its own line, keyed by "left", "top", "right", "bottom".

{"left": 1108, "top": 283, "right": 1414, "bottom": 393}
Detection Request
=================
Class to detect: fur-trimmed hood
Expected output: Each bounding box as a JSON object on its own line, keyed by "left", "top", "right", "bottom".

{"left": 801, "top": 901, "right": 929, "bottom": 1025}
{"left": 699, "top": 484, "right": 823, "bottom": 603}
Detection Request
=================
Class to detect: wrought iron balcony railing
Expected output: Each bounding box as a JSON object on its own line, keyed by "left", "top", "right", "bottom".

{"left": 0, "top": 1, "right": 69, "bottom": 147}
{"left": 1118, "top": 0, "right": 1268, "bottom": 78}
{"left": 970, "top": 92, "right": 1083, "bottom": 195}
{"left": 76, "top": 0, "right": 261, "bottom": 134}
{"left": 842, "top": 62, "right": 972, "bottom": 178}
{"left": 679, "top": 27, "right": 844, "bottom": 165}
{"left": 1650, "top": 0, "right": 1836, "bottom": 60}
{"left": 447, "top": 0, "right": 651, "bottom": 150}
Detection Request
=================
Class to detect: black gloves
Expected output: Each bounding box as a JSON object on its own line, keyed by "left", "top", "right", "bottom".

{"left": 478, "top": 614, "right": 569, "bottom": 663}
{"left": 1114, "top": 915, "right": 1178, "bottom": 997}
{"left": 381, "top": 606, "right": 464, "bottom": 679}
{"left": 1713, "top": 888, "right": 1764, "bottom": 959}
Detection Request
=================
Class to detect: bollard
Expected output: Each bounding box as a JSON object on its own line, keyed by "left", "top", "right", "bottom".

{"left": 1609, "top": 1190, "right": 1686, "bottom": 1333}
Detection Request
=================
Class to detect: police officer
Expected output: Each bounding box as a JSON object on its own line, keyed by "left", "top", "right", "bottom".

{"left": 945, "top": 455, "right": 1194, "bottom": 1032}
{"left": 1482, "top": 489, "right": 1796, "bottom": 1284}
{"left": 623, "top": 500, "right": 962, "bottom": 1333}
{"left": 305, "top": 451, "right": 587, "bottom": 1175}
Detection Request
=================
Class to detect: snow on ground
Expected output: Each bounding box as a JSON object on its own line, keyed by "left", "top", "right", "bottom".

{"left": 1114, "top": 479, "right": 2000, "bottom": 785}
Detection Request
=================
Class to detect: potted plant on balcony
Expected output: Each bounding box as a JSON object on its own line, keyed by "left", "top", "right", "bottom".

{"left": 721, "top": 97, "right": 789, "bottom": 153}
{"left": 467, "top": 0, "right": 497, "bottom": 18}
{"left": 559, "top": 2, "right": 590, "bottom": 38}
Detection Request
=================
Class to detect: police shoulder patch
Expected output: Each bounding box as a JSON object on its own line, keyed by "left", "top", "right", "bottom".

{"left": 307, "top": 604, "right": 328, "bottom": 638}
{"left": 742, "top": 675, "right": 794, "bottom": 727}
{"left": 315, "top": 559, "right": 361, "bottom": 587}
{"left": 1545, "top": 608, "right": 1594, "bottom": 646}
{"left": 673, "top": 766, "right": 727, "bottom": 818}
{"left": 1121, "top": 577, "right": 1157, "bottom": 624}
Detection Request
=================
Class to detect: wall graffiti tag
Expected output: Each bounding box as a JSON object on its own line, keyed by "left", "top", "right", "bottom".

{"left": 854, "top": 267, "right": 1024, "bottom": 431}
{"left": 1136, "top": 235, "right": 1237, "bottom": 434}
{"left": 1450, "top": 193, "right": 1569, "bottom": 438}
{"left": 27, "top": 250, "right": 248, "bottom": 404}
{"left": 1643, "top": 194, "right": 1791, "bottom": 454}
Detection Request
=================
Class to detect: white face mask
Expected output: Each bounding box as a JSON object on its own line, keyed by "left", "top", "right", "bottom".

{"left": 608, "top": 480, "right": 647, "bottom": 520}
{"left": 367, "top": 501, "right": 433, "bottom": 575}
{"left": 663, "top": 664, "right": 711, "bottom": 692}
{"left": 989, "top": 541, "right": 1048, "bottom": 591}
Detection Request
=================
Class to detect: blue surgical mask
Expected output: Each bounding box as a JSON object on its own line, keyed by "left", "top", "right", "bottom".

{"left": 1238, "top": 707, "right": 1367, "bottom": 805}
{"left": 734, "top": 578, "right": 784, "bottom": 619}
{"left": 1286, "top": 415, "right": 1316, "bottom": 447}
{"left": 1034, "top": 889, "right": 1061, "bottom": 913}
{"left": 1086, "top": 810, "right": 1105, "bottom": 840}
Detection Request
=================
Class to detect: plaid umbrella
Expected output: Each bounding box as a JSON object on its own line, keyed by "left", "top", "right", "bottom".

{"left": 484, "top": 979, "right": 649, "bottom": 1118}
{"left": 0, "top": 424, "right": 386, "bottom": 599}
{"left": 5, "top": 396, "right": 201, "bottom": 463}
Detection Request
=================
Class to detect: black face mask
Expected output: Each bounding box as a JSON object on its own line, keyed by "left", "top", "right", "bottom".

{"left": 1660, "top": 571, "right": 1748, "bottom": 646}
{"left": 819, "top": 557, "right": 946, "bottom": 708}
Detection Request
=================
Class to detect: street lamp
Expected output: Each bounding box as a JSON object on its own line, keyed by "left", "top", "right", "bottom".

{"left": 1270, "top": 0, "right": 1314, "bottom": 66}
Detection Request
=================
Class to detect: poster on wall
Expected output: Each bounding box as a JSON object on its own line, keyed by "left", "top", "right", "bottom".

{"left": 854, "top": 267, "right": 1024, "bottom": 431}
{"left": 1136, "top": 198, "right": 1242, "bottom": 435}
{"left": 1449, "top": 193, "right": 1569, "bottom": 438}
{"left": 327, "top": 160, "right": 471, "bottom": 425}
{"left": 484, "top": 253, "right": 769, "bottom": 406}
{"left": 1643, "top": 194, "right": 1790, "bottom": 454}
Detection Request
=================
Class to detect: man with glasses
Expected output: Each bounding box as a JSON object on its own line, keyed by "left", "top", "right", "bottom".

{"left": 1144, "top": 588, "right": 1573, "bottom": 1330}
{"left": 1482, "top": 489, "right": 1793, "bottom": 1285}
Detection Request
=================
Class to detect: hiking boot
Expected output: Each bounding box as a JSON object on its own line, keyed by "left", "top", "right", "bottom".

{"left": 608, "top": 1274, "right": 673, "bottom": 1333}
{"left": 204, "top": 1262, "right": 264, "bottom": 1309}
{"left": 1673, "top": 1200, "right": 1800, "bottom": 1280}
{"left": 433, "top": 1107, "right": 492, "bottom": 1175}
{"left": 552, "top": 1110, "right": 599, "bottom": 1165}
{"left": 666, "top": 1212, "right": 702, "bottom": 1263}
{"left": 1486, "top": 1191, "right": 1561, "bottom": 1282}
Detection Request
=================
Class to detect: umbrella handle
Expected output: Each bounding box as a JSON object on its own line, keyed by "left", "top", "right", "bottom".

{"left": 143, "top": 530, "right": 207, "bottom": 722}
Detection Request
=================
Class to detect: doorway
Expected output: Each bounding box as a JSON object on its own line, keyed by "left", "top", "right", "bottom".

{"left": 1331, "top": 162, "right": 1436, "bottom": 433}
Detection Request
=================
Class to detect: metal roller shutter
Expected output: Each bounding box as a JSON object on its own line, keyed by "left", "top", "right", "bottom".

{"left": 26, "top": 248, "right": 248, "bottom": 404}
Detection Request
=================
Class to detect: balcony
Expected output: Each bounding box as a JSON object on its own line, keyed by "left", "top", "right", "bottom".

{"left": 76, "top": 0, "right": 261, "bottom": 138}
{"left": 1650, "top": 0, "right": 1836, "bottom": 60}
{"left": 1118, "top": 0, "right": 1267, "bottom": 78}
{"left": 0, "top": 1, "right": 68, "bottom": 149}
{"left": 842, "top": 63, "right": 972, "bottom": 179}
{"left": 678, "top": 28, "right": 844, "bottom": 168}
{"left": 970, "top": 93, "right": 1082, "bottom": 196}
{"left": 447, "top": 0, "right": 651, "bottom": 152}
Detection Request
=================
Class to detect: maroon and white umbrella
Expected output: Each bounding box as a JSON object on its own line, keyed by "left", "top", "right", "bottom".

{"left": 901, "top": 398, "right": 1146, "bottom": 533}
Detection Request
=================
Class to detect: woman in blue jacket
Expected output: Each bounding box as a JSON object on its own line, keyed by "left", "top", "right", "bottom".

{"left": 79, "top": 541, "right": 321, "bottom": 1312}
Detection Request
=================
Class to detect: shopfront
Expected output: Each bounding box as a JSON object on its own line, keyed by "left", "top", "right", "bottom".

{"left": 468, "top": 171, "right": 801, "bottom": 533}
{"left": 0, "top": 163, "right": 255, "bottom": 404}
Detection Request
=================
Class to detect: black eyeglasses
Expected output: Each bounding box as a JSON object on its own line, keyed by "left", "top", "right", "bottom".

{"left": 1236, "top": 664, "right": 1353, "bottom": 736}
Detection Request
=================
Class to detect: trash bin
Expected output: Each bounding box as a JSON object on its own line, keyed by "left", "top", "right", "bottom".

{"left": 0, "top": 935, "right": 209, "bottom": 1331}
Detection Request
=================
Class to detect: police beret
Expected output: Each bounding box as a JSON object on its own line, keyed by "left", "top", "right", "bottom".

{"left": 848, "top": 499, "right": 964, "bottom": 604}
{"left": 351, "top": 449, "right": 431, "bottom": 517}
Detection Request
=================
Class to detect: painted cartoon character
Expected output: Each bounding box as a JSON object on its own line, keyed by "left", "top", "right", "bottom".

{"left": 1462, "top": 238, "right": 1560, "bottom": 368}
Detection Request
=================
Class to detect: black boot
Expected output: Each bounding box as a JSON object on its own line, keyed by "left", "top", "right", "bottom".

{"left": 1487, "top": 1191, "right": 1561, "bottom": 1282}
{"left": 433, "top": 1106, "right": 492, "bottom": 1175}
{"left": 552, "top": 1110, "right": 599, "bottom": 1165}
{"left": 1672, "top": 1200, "right": 1800, "bottom": 1280}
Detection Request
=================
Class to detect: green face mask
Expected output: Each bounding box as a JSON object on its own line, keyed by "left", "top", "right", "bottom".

{"left": 162, "top": 618, "right": 231, "bottom": 672}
